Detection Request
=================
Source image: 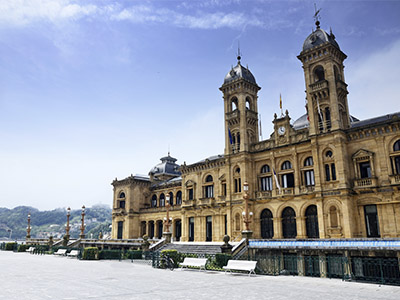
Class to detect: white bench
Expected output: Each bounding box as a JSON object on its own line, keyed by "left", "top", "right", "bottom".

{"left": 180, "top": 257, "right": 208, "bottom": 271}
{"left": 54, "top": 249, "right": 67, "bottom": 256}
{"left": 223, "top": 260, "right": 257, "bottom": 276}
{"left": 26, "top": 247, "right": 35, "bottom": 253}
{"left": 67, "top": 250, "right": 79, "bottom": 258}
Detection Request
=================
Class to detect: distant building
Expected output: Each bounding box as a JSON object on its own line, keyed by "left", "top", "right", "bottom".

{"left": 111, "top": 18, "right": 400, "bottom": 243}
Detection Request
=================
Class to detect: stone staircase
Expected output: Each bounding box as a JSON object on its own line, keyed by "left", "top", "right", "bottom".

{"left": 158, "top": 242, "right": 224, "bottom": 255}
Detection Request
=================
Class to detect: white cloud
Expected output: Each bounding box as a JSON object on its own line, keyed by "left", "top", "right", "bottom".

{"left": 0, "top": 0, "right": 97, "bottom": 26}
{"left": 347, "top": 39, "right": 400, "bottom": 119}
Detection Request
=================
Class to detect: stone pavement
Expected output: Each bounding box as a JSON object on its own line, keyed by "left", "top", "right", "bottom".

{"left": 1, "top": 251, "right": 399, "bottom": 300}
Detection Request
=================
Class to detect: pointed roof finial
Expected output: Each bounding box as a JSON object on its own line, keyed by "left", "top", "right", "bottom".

{"left": 237, "top": 41, "right": 241, "bottom": 64}
{"left": 313, "top": 3, "right": 321, "bottom": 29}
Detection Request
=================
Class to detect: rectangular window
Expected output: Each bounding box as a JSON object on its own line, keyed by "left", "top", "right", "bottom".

{"left": 325, "top": 164, "right": 331, "bottom": 181}
{"left": 188, "top": 188, "right": 193, "bottom": 200}
{"left": 305, "top": 170, "right": 315, "bottom": 186}
{"left": 234, "top": 179, "right": 241, "bottom": 193}
{"left": 204, "top": 185, "right": 214, "bottom": 198}
{"left": 224, "top": 215, "right": 227, "bottom": 235}
{"left": 189, "top": 217, "right": 194, "bottom": 242}
{"left": 282, "top": 174, "right": 294, "bottom": 188}
{"left": 359, "top": 162, "right": 371, "bottom": 178}
{"left": 260, "top": 176, "right": 272, "bottom": 191}
{"left": 206, "top": 216, "right": 212, "bottom": 241}
{"left": 331, "top": 163, "right": 336, "bottom": 180}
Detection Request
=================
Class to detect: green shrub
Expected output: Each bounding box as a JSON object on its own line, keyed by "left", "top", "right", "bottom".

{"left": 17, "top": 244, "right": 29, "bottom": 252}
{"left": 82, "top": 247, "right": 99, "bottom": 260}
{"left": 99, "top": 250, "right": 122, "bottom": 260}
{"left": 160, "top": 249, "right": 181, "bottom": 268}
{"left": 34, "top": 245, "right": 49, "bottom": 254}
{"left": 126, "top": 250, "right": 142, "bottom": 260}
{"left": 215, "top": 253, "right": 231, "bottom": 268}
{"left": 5, "top": 242, "right": 17, "bottom": 251}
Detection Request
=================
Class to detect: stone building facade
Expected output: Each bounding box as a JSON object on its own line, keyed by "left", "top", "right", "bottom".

{"left": 111, "top": 20, "right": 400, "bottom": 243}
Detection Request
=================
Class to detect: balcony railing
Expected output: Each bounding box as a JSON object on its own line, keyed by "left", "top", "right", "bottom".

{"left": 300, "top": 186, "right": 315, "bottom": 193}
{"left": 309, "top": 80, "right": 328, "bottom": 92}
{"left": 198, "top": 197, "right": 215, "bottom": 207}
{"left": 256, "top": 191, "right": 272, "bottom": 198}
{"left": 181, "top": 199, "right": 195, "bottom": 208}
{"left": 354, "top": 177, "right": 377, "bottom": 188}
{"left": 389, "top": 174, "right": 400, "bottom": 185}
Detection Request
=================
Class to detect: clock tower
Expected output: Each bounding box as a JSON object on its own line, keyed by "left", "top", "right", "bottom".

{"left": 273, "top": 110, "right": 292, "bottom": 146}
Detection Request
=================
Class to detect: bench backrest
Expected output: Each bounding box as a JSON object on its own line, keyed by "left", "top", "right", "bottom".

{"left": 226, "top": 260, "right": 257, "bottom": 269}
{"left": 182, "top": 257, "right": 207, "bottom": 265}
{"left": 57, "top": 249, "right": 67, "bottom": 254}
{"left": 69, "top": 250, "right": 79, "bottom": 255}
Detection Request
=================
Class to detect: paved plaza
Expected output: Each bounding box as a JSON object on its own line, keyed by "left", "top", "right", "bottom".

{"left": 1, "top": 251, "right": 399, "bottom": 300}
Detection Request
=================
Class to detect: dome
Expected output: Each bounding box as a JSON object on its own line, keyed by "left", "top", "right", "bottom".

{"left": 149, "top": 154, "right": 181, "bottom": 177}
{"left": 223, "top": 59, "right": 256, "bottom": 85}
{"left": 302, "top": 27, "right": 340, "bottom": 52}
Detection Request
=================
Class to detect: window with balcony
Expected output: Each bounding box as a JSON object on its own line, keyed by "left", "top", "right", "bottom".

{"left": 281, "top": 161, "right": 294, "bottom": 188}
{"left": 352, "top": 149, "right": 375, "bottom": 184}
{"left": 260, "top": 164, "right": 272, "bottom": 191}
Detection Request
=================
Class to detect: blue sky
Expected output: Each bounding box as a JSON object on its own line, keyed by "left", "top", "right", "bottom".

{"left": 0, "top": 0, "right": 399, "bottom": 210}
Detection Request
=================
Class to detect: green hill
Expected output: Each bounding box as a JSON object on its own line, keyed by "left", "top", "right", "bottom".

{"left": 0, "top": 204, "right": 112, "bottom": 240}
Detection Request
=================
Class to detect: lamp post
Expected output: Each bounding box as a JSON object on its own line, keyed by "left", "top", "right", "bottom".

{"left": 242, "top": 181, "right": 253, "bottom": 240}
{"left": 65, "top": 207, "right": 71, "bottom": 240}
{"left": 26, "top": 212, "right": 31, "bottom": 239}
{"left": 80, "top": 205, "right": 86, "bottom": 239}
{"left": 163, "top": 194, "right": 172, "bottom": 243}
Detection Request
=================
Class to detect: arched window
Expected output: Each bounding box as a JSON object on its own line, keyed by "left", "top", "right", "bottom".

{"left": 231, "top": 97, "right": 238, "bottom": 111}
{"left": 282, "top": 161, "right": 292, "bottom": 170}
{"left": 303, "top": 157, "right": 315, "bottom": 187}
{"left": 204, "top": 175, "right": 214, "bottom": 198}
{"left": 151, "top": 195, "right": 157, "bottom": 208}
{"left": 260, "top": 209, "right": 274, "bottom": 239}
{"left": 282, "top": 207, "right": 297, "bottom": 238}
{"left": 394, "top": 140, "right": 400, "bottom": 152}
{"left": 260, "top": 165, "right": 272, "bottom": 191}
{"left": 314, "top": 66, "right": 325, "bottom": 82}
{"left": 159, "top": 193, "right": 165, "bottom": 207}
{"left": 261, "top": 164, "right": 270, "bottom": 173}
{"left": 246, "top": 98, "right": 251, "bottom": 110}
{"left": 304, "top": 157, "right": 313, "bottom": 167}
{"left": 168, "top": 192, "right": 174, "bottom": 206}
{"left": 176, "top": 191, "right": 182, "bottom": 205}
{"left": 118, "top": 192, "right": 125, "bottom": 198}
{"left": 234, "top": 168, "right": 241, "bottom": 193}
{"left": 392, "top": 140, "right": 400, "bottom": 175}
{"left": 305, "top": 205, "right": 319, "bottom": 238}
{"left": 281, "top": 161, "right": 294, "bottom": 188}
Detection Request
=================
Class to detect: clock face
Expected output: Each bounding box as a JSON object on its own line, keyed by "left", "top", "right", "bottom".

{"left": 278, "top": 126, "right": 286, "bottom": 135}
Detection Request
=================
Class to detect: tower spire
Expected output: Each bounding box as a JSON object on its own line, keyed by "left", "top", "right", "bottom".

{"left": 313, "top": 3, "right": 321, "bottom": 29}
{"left": 237, "top": 41, "right": 241, "bottom": 64}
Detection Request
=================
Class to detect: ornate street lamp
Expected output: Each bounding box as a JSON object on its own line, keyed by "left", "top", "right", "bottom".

{"left": 26, "top": 212, "right": 31, "bottom": 239}
{"left": 80, "top": 205, "right": 86, "bottom": 239}
{"left": 65, "top": 207, "right": 71, "bottom": 240}
{"left": 163, "top": 194, "right": 173, "bottom": 243}
{"left": 242, "top": 181, "right": 253, "bottom": 239}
